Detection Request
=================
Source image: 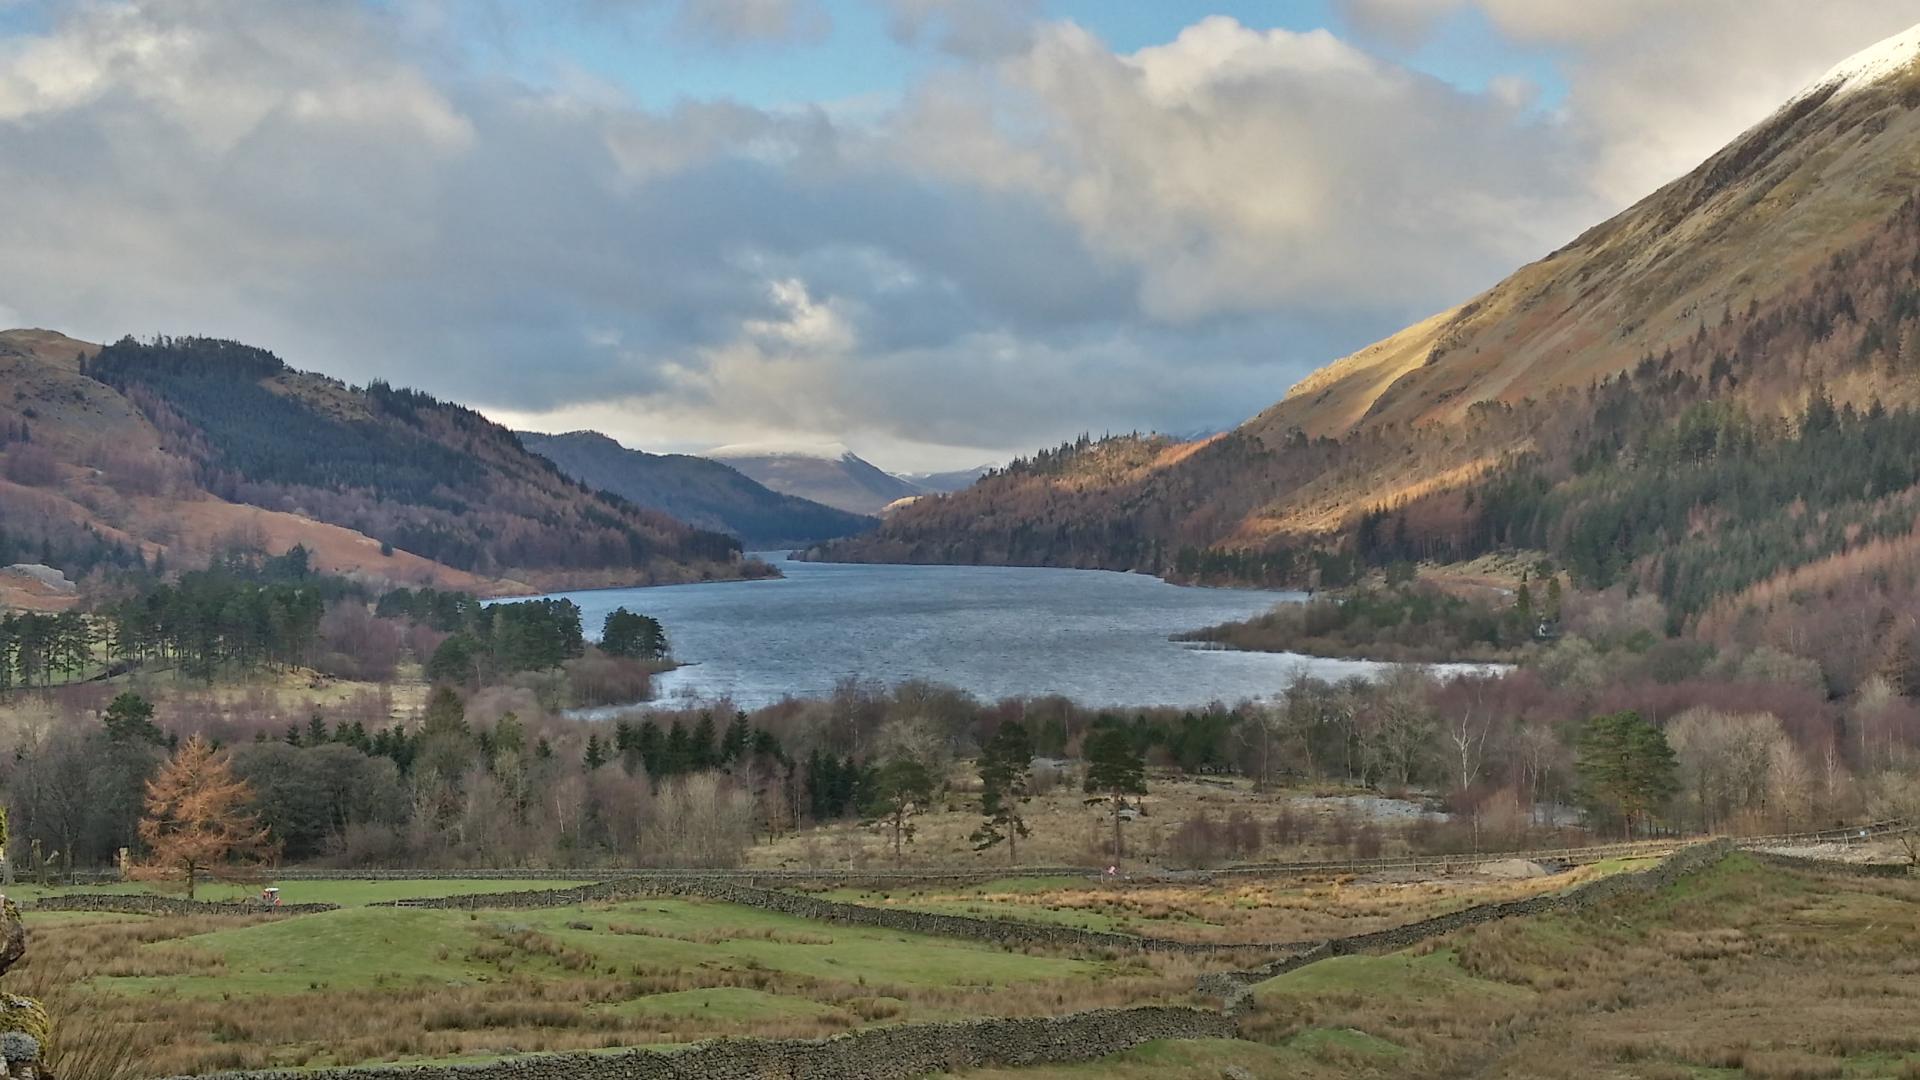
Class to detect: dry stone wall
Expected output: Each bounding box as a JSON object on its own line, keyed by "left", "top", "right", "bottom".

{"left": 376, "top": 875, "right": 1276, "bottom": 955}
{"left": 1203, "top": 839, "right": 1735, "bottom": 994}
{"left": 29, "top": 895, "right": 336, "bottom": 917}
{"left": 159, "top": 842, "right": 1748, "bottom": 1080}
{"left": 171, "top": 1005, "right": 1234, "bottom": 1080}
{"left": 1750, "top": 851, "right": 1914, "bottom": 877}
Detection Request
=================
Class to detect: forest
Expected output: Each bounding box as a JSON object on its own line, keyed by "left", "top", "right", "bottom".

{"left": 1180, "top": 576, "right": 1547, "bottom": 663}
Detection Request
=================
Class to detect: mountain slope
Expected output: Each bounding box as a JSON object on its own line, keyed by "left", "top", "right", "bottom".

{"left": 706, "top": 442, "right": 924, "bottom": 516}
{"left": 0, "top": 331, "right": 770, "bottom": 597}
{"left": 815, "top": 24, "right": 1920, "bottom": 624}
{"left": 1262, "top": 30, "right": 1920, "bottom": 441}
{"left": 518, "top": 430, "right": 875, "bottom": 548}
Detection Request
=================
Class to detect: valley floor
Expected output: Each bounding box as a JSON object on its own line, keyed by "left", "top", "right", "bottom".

{"left": 949, "top": 853, "right": 1920, "bottom": 1079}
{"left": 17, "top": 851, "right": 1916, "bottom": 1078}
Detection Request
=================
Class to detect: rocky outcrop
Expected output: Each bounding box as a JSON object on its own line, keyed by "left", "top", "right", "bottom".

{"left": 0, "top": 897, "right": 47, "bottom": 1080}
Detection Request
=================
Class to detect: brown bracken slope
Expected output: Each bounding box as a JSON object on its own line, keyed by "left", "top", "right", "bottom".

{"left": 0, "top": 330, "right": 769, "bottom": 601}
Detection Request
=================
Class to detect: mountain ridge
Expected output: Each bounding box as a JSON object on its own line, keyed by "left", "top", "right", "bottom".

{"left": 0, "top": 330, "right": 771, "bottom": 601}
{"left": 708, "top": 442, "right": 926, "bottom": 516}
{"left": 518, "top": 430, "right": 876, "bottom": 548}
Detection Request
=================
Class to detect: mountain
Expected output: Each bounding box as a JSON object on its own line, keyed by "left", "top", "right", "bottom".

{"left": 518, "top": 430, "right": 876, "bottom": 548}
{"left": 813, "top": 24, "right": 1920, "bottom": 686}
{"left": 900, "top": 464, "right": 998, "bottom": 494}
{"left": 706, "top": 441, "right": 925, "bottom": 516}
{"left": 0, "top": 331, "right": 771, "bottom": 599}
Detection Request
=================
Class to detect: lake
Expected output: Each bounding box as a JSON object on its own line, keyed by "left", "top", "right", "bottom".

{"left": 541, "top": 555, "right": 1436, "bottom": 711}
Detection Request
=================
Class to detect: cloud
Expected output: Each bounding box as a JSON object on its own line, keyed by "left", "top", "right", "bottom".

{"left": 891, "top": 17, "right": 1593, "bottom": 321}
{"left": 2, "top": 0, "right": 1912, "bottom": 469}
{"left": 880, "top": 0, "right": 1039, "bottom": 59}
{"left": 673, "top": 0, "right": 830, "bottom": 47}
{"left": 1339, "top": 0, "right": 1920, "bottom": 203}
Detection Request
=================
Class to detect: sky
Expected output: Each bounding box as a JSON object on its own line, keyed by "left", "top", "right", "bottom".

{"left": 1, "top": 2, "right": 1917, "bottom": 472}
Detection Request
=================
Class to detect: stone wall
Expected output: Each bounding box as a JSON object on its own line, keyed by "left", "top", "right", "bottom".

{"left": 380, "top": 847, "right": 1738, "bottom": 963}
{"left": 374, "top": 875, "right": 1273, "bottom": 956}
{"left": 159, "top": 842, "right": 1747, "bottom": 1080}
{"left": 1205, "top": 839, "right": 1735, "bottom": 990}
{"left": 1750, "top": 851, "right": 1914, "bottom": 877}
{"left": 64, "top": 866, "right": 1099, "bottom": 885}
{"left": 172, "top": 1005, "right": 1235, "bottom": 1080}
{"left": 29, "top": 895, "right": 337, "bottom": 917}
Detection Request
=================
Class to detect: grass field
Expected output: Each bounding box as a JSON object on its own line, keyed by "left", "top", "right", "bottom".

{"left": 18, "top": 855, "right": 1917, "bottom": 1079}
{"left": 8, "top": 881, "right": 1224, "bottom": 1076}
{"left": 961, "top": 854, "right": 1920, "bottom": 1079}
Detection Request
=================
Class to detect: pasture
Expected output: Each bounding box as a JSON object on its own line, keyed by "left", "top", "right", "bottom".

{"left": 957, "top": 855, "right": 1920, "bottom": 1079}
{"left": 10, "top": 878, "right": 1227, "bottom": 1076}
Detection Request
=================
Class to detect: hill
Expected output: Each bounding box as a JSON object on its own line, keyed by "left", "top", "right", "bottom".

{"left": 0, "top": 331, "right": 771, "bottom": 599}
{"left": 707, "top": 441, "right": 925, "bottom": 516}
{"left": 518, "top": 430, "right": 876, "bottom": 548}
{"left": 814, "top": 24, "right": 1920, "bottom": 667}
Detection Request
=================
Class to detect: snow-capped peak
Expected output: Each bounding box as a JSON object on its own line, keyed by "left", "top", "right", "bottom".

{"left": 1800, "top": 21, "right": 1920, "bottom": 101}
{"left": 706, "top": 439, "right": 855, "bottom": 462}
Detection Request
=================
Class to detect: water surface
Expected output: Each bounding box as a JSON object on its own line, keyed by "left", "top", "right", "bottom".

{"left": 544, "top": 556, "right": 1423, "bottom": 710}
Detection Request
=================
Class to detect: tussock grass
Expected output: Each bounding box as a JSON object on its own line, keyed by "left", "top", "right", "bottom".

{"left": 816, "top": 867, "right": 1607, "bottom": 945}
{"left": 1226, "top": 854, "right": 1920, "bottom": 1078}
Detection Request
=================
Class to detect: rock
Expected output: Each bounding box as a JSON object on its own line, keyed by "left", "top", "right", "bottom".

{"left": 0, "top": 566, "right": 75, "bottom": 596}
{"left": 1222, "top": 1067, "right": 1256, "bottom": 1080}
{"left": 0, "top": 1031, "right": 39, "bottom": 1063}
{"left": 0, "top": 997, "right": 49, "bottom": 1049}
{"left": 1476, "top": 858, "right": 1549, "bottom": 879}
{"left": 566, "top": 921, "right": 593, "bottom": 931}
{"left": 0, "top": 901, "right": 23, "bottom": 977}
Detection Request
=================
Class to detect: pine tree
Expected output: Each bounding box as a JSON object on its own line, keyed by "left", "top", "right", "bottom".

{"left": 102, "top": 692, "right": 163, "bottom": 745}
{"left": 972, "top": 721, "right": 1034, "bottom": 863}
{"left": 1576, "top": 711, "right": 1679, "bottom": 838}
{"left": 421, "top": 686, "right": 468, "bottom": 739}
{"left": 862, "top": 758, "right": 937, "bottom": 864}
{"left": 689, "top": 712, "right": 718, "bottom": 771}
{"left": 583, "top": 733, "right": 608, "bottom": 771}
{"left": 720, "top": 711, "right": 752, "bottom": 767}
{"left": 1083, "top": 727, "right": 1147, "bottom": 861}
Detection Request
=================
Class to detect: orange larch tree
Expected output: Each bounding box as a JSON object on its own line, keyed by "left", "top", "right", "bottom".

{"left": 136, "top": 735, "right": 276, "bottom": 898}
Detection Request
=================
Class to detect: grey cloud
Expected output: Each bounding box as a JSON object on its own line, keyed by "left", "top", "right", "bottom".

{"left": 3, "top": 0, "right": 1904, "bottom": 468}
{"left": 673, "top": 0, "right": 830, "bottom": 47}
{"left": 879, "top": 0, "right": 1038, "bottom": 59}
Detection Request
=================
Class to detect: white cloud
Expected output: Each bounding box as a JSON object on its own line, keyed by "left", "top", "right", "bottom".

{"left": 893, "top": 17, "right": 1592, "bottom": 321}
{"left": 1340, "top": 0, "right": 1920, "bottom": 203}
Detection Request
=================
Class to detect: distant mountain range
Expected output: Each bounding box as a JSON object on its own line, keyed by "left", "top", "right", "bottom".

{"left": 0, "top": 331, "right": 771, "bottom": 599}
{"left": 704, "top": 441, "right": 929, "bottom": 516}
{"left": 899, "top": 464, "right": 998, "bottom": 494}
{"left": 517, "top": 431, "right": 875, "bottom": 549}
